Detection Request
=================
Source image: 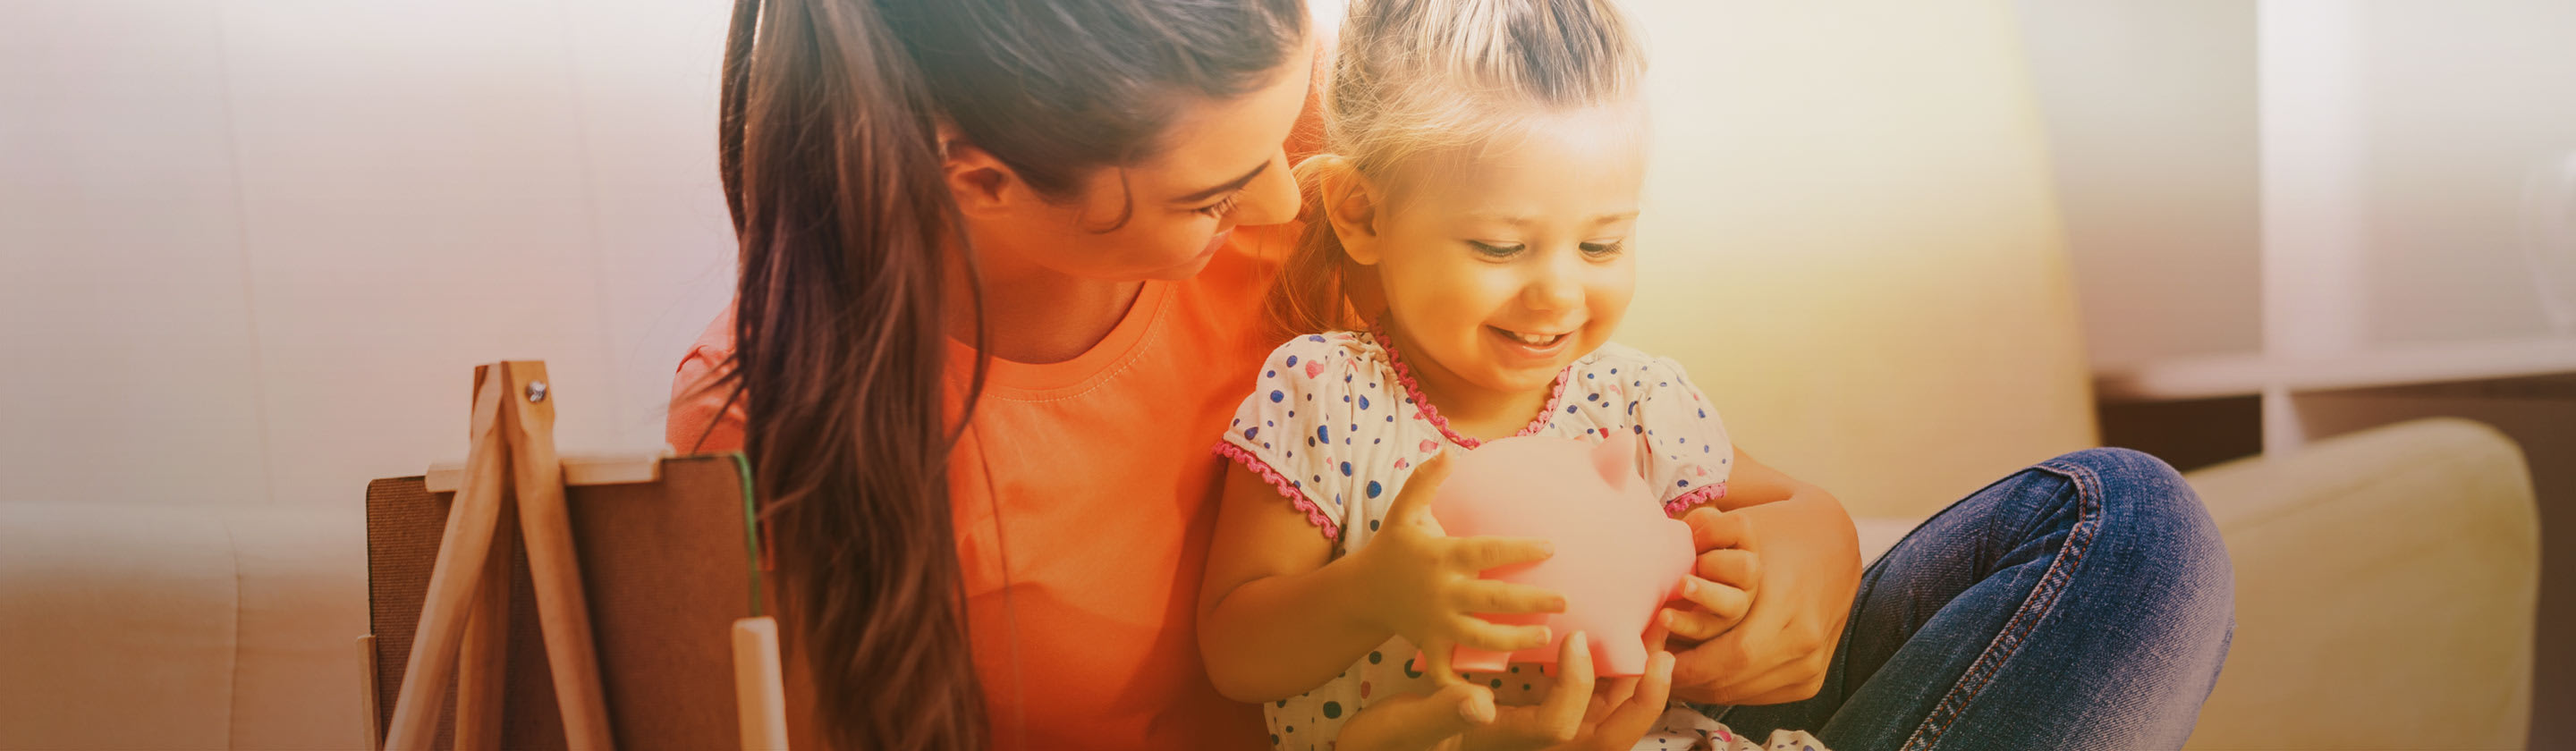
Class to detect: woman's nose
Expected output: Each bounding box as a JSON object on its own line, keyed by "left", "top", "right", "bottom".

{"left": 1231, "top": 148, "right": 1300, "bottom": 226}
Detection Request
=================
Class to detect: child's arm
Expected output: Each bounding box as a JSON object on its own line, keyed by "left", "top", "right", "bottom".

{"left": 1665, "top": 447, "right": 1861, "bottom": 705}
{"left": 1195, "top": 454, "right": 1566, "bottom": 703}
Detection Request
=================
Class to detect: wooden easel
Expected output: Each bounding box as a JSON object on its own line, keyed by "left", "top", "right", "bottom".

{"left": 377, "top": 361, "right": 789, "bottom": 751}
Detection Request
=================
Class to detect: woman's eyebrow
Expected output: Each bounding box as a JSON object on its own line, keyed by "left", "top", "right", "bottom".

{"left": 1172, "top": 161, "right": 1269, "bottom": 204}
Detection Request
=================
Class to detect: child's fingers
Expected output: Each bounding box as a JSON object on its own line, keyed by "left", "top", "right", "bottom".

{"left": 1447, "top": 536, "right": 1555, "bottom": 571}
{"left": 1333, "top": 682, "right": 1496, "bottom": 751}
{"left": 1379, "top": 451, "right": 1453, "bottom": 527}
{"left": 1451, "top": 617, "right": 1554, "bottom": 654}
{"left": 1694, "top": 549, "right": 1761, "bottom": 594}
{"left": 1451, "top": 579, "right": 1567, "bottom": 615}
{"left": 1684, "top": 507, "right": 1752, "bottom": 553}
{"left": 1676, "top": 575, "right": 1752, "bottom": 620}
{"left": 1658, "top": 580, "right": 1750, "bottom": 642}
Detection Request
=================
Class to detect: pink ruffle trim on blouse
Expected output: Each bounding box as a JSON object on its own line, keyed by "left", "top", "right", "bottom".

{"left": 1369, "top": 321, "right": 1572, "bottom": 450}
{"left": 1213, "top": 442, "right": 1343, "bottom": 541}
{"left": 1663, "top": 482, "right": 1729, "bottom": 517}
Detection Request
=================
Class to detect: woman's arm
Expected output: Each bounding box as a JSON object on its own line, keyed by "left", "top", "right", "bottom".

{"left": 1666, "top": 447, "right": 1863, "bottom": 705}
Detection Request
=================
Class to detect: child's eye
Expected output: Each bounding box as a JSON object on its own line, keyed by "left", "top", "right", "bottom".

{"left": 1192, "top": 192, "right": 1242, "bottom": 218}
{"left": 1468, "top": 240, "right": 1524, "bottom": 257}
{"left": 1580, "top": 240, "right": 1626, "bottom": 257}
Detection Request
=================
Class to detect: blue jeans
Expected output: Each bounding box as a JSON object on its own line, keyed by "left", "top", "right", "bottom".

{"left": 1714, "top": 448, "right": 2236, "bottom": 750}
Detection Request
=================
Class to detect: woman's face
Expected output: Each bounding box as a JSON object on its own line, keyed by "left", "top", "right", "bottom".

{"left": 954, "top": 40, "right": 1315, "bottom": 283}
{"left": 1362, "top": 106, "right": 1648, "bottom": 401}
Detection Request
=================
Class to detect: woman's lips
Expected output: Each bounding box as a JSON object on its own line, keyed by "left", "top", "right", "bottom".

{"left": 1197, "top": 228, "right": 1233, "bottom": 259}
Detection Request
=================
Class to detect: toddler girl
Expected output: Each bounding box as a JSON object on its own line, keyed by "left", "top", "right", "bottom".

{"left": 1196, "top": 1, "right": 1832, "bottom": 749}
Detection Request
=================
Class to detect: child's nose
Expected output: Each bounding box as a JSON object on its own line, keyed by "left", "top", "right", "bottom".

{"left": 1521, "top": 258, "right": 1585, "bottom": 311}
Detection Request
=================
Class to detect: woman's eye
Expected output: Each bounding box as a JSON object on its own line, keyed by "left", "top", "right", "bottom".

{"left": 1580, "top": 240, "right": 1626, "bottom": 257}
{"left": 1192, "top": 193, "right": 1242, "bottom": 218}
{"left": 1468, "top": 240, "right": 1525, "bottom": 257}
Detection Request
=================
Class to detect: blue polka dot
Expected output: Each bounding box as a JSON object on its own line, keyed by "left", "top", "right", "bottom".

{"left": 1566, "top": 405, "right": 1579, "bottom": 414}
{"left": 1358, "top": 395, "right": 1371, "bottom": 409}
{"left": 1318, "top": 426, "right": 1330, "bottom": 443}
{"left": 1634, "top": 425, "right": 1645, "bottom": 434}
{"left": 1587, "top": 393, "right": 1600, "bottom": 401}
{"left": 1367, "top": 481, "right": 1383, "bottom": 498}
{"left": 1309, "top": 335, "right": 1326, "bottom": 342}
{"left": 1269, "top": 390, "right": 1284, "bottom": 402}
{"left": 1285, "top": 355, "right": 1300, "bottom": 367}
{"left": 1340, "top": 461, "right": 1352, "bottom": 477}
{"left": 1699, "top": 409, "right": 1707, "bottom": 418}
{"left": 1265, "top": 370, "right": 1275, "bottom": 378}
{"left": 1244, "top": 427, "right": 1259, "bottom": 440}
{"left": 1678, "top": 479, "right": 1690, "bottom": 487}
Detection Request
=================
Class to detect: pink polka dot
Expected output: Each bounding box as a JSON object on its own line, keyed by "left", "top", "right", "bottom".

{"left": 1305, "top": 360, "right": 1326, "bottom": 378}
{"left": 1394, "top": 459, "right": 1409, "bottom": 469}
{"left": 1419, "top": 439, "right": 1439, "bottom": 453}
{"left": 1359, "top": 681, "right": 1371, "bottom": 698}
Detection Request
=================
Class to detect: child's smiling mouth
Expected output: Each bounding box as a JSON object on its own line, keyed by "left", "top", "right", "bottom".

{"left": 1488, "top": 325, "right": 1577, "bottom": 360}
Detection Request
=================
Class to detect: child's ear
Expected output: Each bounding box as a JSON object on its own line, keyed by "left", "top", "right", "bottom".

{"left": 1314, "top": 156, "right": 1385, "bottom": 266}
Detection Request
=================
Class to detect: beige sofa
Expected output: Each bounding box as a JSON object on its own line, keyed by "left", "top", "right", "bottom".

{"left": 0, "top": 1, "right": 2538, "bottom": 749}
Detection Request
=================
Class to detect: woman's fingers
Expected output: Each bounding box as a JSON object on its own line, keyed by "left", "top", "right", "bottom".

{"left": 1538, "top": 631, "right": 1596, "bottom": 736}
{"left": 1451, "top": 579, "right": 1566, "bottom": 614}
{"left": 1590, "top": 651, "right": 1677, "bottom": 745}
{"left": 1447, "top": 536, "right": 1555, "bottom": 571}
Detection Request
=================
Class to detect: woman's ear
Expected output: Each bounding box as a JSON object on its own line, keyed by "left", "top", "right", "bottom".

{"left": 937, "top": 121, "right": 1019, "bottom": 217}
{"left": 1314, "top": 156, "right": 1385, "bottom": 266}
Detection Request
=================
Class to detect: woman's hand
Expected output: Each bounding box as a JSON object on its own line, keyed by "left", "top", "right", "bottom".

{"left": 1664, "top": 451, "right": 1863, "bottom": 706}
{"left": 1454, "top": 631, "right": 1679, "bottom": 751}
{"left": 1351, "top": 452, "right": 1568, "bottom": 679}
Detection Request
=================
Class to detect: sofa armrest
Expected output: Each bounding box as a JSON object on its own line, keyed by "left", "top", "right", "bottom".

{"left": 2182, "top": 418, "right": 2538, "bottom": 750}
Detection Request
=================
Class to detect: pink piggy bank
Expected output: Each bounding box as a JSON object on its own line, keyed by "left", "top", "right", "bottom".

{"left": 1422, "top": 435, "right": 1694, "bottom": 678}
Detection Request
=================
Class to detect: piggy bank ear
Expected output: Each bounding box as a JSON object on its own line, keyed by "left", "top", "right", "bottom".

{"left": 1591, "top": 435, "right": 1639, "bottom": 492}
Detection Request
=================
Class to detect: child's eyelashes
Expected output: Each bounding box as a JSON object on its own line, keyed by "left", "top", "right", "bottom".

{"left": 1192, "top": 192, "right": 1242, "bottom": 218}
{"left": 1462, "top": 240, "right": 1628, "bottom": 259}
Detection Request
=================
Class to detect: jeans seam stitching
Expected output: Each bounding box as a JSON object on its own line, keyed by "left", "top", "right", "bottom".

{"left": 1896, "top": 457, "right": 2106, "bottom": 751}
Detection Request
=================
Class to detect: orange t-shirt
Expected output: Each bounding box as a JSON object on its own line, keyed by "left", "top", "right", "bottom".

{"left": 666, "top": 228, "right": 1292, "bottom": 750}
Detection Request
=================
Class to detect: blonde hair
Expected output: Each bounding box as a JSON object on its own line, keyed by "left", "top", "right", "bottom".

{"left": 1263, "top": 0, "right": 1648, "bottom": 338}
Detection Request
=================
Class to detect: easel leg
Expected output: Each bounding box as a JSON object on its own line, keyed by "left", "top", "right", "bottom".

{"left": 384, "top": 373, "right": 513, "bottom": 751}
{"left": 456, "top": 486, "right": 517, "bottom": 751}
{"left": 502, "top": 361, "right": 616, "bottom": 751}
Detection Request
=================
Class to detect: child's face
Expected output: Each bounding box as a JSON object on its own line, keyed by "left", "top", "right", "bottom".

{"left": 1366, "top": 106, "right": 1647, "bottom": 398}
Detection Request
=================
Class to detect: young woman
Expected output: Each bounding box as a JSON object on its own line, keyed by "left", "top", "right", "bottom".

{"left": 669, "top": 2, "right": 2235, "bottom": 749}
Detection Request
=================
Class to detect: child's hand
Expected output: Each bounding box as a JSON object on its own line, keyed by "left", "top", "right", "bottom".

{"left": 1455, "top": 631, "right": 1679, "bottom": 751}
{"left": 1333, "top": 682, "right": 1497, "bottom": 751}
{"left": 1660, "top": 508, "right": 1762, "bottom": 645}
{"left": 1351, "top": 452, "right": 1566, "bottom": 677}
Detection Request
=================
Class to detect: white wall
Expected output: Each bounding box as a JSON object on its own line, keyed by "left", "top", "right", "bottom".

{"left": 2012, "top": 0, "right": 2262, "bottom": 370}
{"left": 0, "top": 0, "right": 739, "bottom": 520}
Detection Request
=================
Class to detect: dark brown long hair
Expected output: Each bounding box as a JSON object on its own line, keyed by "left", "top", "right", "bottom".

{"left": 689, "top": 1, "right": 1303, "bottom": 749}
